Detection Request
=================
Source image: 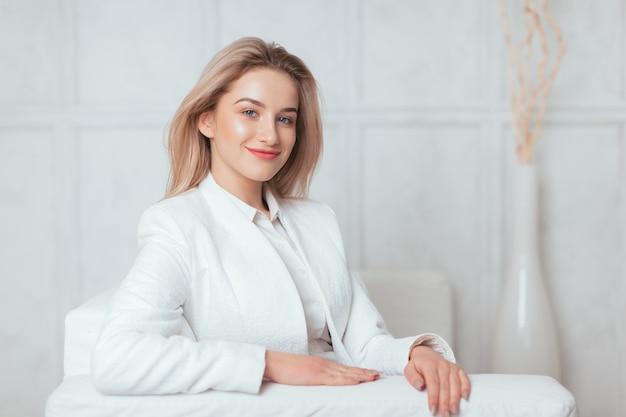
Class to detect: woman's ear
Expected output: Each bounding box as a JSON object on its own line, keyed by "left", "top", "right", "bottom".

{"left": 197, "top": 111, "right": 214, "bottom": 138}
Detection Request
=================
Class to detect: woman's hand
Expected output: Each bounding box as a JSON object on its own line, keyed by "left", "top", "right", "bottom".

{"left": 404, "top": 346, "right": 471, "bottom": 417}
{"left": 264, "top": 350, "right": 381, "bottom": 386}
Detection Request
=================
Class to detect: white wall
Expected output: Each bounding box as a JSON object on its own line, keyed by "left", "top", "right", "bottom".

{"left": 0, "top": 1, "right": 624, "bottom": 416}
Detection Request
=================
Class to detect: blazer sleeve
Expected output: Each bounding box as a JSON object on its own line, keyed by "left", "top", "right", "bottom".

{"left": 91, "top": 204, "right": 267, "bottom": 395}
{"left": 340, "top": 271, "right": 456, "bottom": 375}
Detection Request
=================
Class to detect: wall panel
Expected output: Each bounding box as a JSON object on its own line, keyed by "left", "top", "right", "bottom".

{"left": 0, "top": 128, "right": 60, "bottom": 416}
{"left": 74, "top": 0, "right": 207, "bottom": 109}
{"left": 358, "top": 0, "right": 482, "bottom": 108}
{"left": 539, "top": 125, "right": 623, "bottom": 416}
{"left": 77, "top": 127, "right": 169, "bottom": 298}
{"left": 310, "top": 122, "right": 350, "bottom": 237}
{"left": 550, "top": 0, "right": 624, "bottom": 105}
{"left": 359, "top": 123, "right": 483, "bottom": 368}
{"left": 0, "top": 0, "right": 62, "bottom": 106}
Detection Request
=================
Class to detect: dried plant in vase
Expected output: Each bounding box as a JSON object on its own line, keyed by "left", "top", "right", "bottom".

{"left": 491, "top": 0, "right": 566, "bottom": 381}
{"left": 498, "top": 0, "right": 565, "bottom": 165}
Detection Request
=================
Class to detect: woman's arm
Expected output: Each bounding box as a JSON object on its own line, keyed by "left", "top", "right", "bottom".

{"left": 341, "top": 271, "right": 470, "bottom": 416}
{"left": 91, "top": 205, "right": 266, "bottom": 395}
{"left": 340, "top": 271, "right": 455, "bottom": 372}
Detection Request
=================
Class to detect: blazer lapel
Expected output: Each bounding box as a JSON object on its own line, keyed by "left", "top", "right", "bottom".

{"left": 277, "top": 200, "right": 352, "bottom": 360}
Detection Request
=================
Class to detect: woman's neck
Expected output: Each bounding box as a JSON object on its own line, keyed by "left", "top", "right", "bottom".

{"left": 210, "top": 171, "right": 268, "bottom": 215}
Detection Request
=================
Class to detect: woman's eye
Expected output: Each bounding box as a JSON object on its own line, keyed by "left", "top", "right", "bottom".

{"left": 243, "top": 109, "right": 257, "bottom": 117}
{"left": 278, "top": 116, "right": 292, "bottom": 124}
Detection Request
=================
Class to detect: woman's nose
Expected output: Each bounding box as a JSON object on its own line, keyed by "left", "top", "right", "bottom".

{"left": 258, "top": 118, "right": 278, "bottom": 144}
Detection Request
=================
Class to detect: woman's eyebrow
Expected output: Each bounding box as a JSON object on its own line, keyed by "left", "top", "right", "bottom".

{"left": 233, "top": 97, "right": 298, "bottom": 113}
{"left": 233, "top": 97, "right": 264, "bottom": 107}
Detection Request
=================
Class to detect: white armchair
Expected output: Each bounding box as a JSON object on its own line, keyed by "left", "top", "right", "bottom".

{"left": 46, "top": 270, "right": 577, "bottom": 417}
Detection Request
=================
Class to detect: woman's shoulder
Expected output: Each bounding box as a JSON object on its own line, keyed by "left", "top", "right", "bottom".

{"left": 140, "top": 186, "right": 207, "bottom": 226}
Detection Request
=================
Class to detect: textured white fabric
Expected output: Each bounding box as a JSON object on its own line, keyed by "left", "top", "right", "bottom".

{"left": 46, "top": 374, "right": 578, "bottom": 417}
{"left": 91, "top": 176, "right": 455, "bottom": 396}
{"left": 224, "top": 182, "right": 332, "bottom": 355}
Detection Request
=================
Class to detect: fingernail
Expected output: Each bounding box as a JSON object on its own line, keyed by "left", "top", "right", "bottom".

{"left": 430, "top": 404, "right": 438, "bottom": 416}
{"left": 415, "top": 380, "right": 424, "bottom": 390}
{"left": 451, "top": 403, "right": 459, "bottom": 414}
{"left": 462, "top": 390, "right": 470, "bottom": 401}
{"left": 366, "top": 370, "right": 380, "bottom": 376}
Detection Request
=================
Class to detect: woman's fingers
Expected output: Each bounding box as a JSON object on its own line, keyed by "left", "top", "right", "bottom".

{"left": 459, "top": 368, "right": 471, "bottom": 401}
{"left": 404, "top": 361, "right": 426, "bottom": 390}
{"left": 423, "top": 361, "right": 441, "bottom": 415}
{"left": 323, "top": 363, "right": 381, "bottom": 385}
{"left": 264, "top": 350, "right": 380, "bottom": 386}
{"left": 328, "top": 371, "right": 367, "bottom": 385}
{"left": 448, "top": 367, "right": 461, "bottom": 414}
{"left": 405, "top": 353, "right": 442, "bottom": 414}
{"left": 404, "top": 346, "right": 471, "bottom": 416}
{"left": 330, "top": 364, "right": 380, "bottom": 383}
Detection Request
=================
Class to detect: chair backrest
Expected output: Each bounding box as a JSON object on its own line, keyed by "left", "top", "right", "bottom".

{"left": 357, "top": 269, "right": 454, "bottom": 346}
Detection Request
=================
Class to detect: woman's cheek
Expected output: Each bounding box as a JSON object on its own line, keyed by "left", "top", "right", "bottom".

{"left": 231, "top": 119, "right": 249, "bottom": 137}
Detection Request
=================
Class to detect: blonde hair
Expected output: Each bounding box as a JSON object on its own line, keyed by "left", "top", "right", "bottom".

{"left": 165, "top": 37, "right": 323, "bottom": 199}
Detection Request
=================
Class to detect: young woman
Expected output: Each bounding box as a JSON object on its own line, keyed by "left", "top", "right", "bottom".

{"left": 92, "top": 37, "right": 470, "bottom": 417}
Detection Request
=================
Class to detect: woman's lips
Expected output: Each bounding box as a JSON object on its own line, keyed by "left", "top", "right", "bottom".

{"left": 246, "top": 147, "right": 281, "bottom": 160}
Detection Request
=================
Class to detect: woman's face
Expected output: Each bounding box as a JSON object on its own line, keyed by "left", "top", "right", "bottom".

{"left": 198, "top": 68, "right": 299, "bottom": 194}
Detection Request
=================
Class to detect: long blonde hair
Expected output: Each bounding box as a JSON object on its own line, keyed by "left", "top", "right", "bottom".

{"left": 165, "top": 37, "right": 323, "bottom": 199}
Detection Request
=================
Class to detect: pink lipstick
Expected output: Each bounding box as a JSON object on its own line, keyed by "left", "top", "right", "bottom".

{"left": 246, "top": 147, "right": 281, "bottom": 160}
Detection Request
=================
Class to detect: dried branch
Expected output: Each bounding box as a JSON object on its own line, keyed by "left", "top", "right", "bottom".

{"left": 498, "top": 0, "right": 565, "bottom": 165}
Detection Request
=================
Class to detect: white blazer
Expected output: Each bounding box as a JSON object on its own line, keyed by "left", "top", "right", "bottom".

{"left": 91, "top": 176, "right": 454, "bottom": 395}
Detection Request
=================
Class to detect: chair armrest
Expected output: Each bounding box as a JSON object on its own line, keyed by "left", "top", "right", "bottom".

{"left": 47, "top": 374, "right": 578, "bottom": 417}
